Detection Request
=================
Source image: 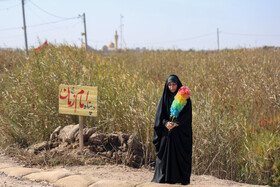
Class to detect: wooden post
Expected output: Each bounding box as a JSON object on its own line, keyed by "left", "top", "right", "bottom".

{"left": 79, "top": 116, "right": 84, "bottom": 151}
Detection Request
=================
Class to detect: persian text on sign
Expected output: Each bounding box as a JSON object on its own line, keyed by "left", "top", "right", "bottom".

{"left": 59, "top": 85, "right": 98, "bottom": 117}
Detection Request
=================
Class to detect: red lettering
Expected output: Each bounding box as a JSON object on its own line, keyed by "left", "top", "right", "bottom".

{"left": 59, "top": 88, "right": 69, "bottom": 99}
{"left": 60, "top": 87, "right": 91, "bottom": 113}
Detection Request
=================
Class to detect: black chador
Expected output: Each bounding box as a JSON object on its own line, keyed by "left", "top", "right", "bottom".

{"left": 152, "top": 75, "right": 192, "bottom": 185}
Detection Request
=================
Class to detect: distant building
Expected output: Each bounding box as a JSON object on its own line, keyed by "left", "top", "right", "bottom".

{"left": 102, "top": 42, "right": 115, "bottom": 53}
{"left": 107, "top": 42, "right": 115, "bottom": 49}
{"left": 100, "top": 30, "right": 147, "bottom": 52}
{"left": 102, "top": 30, "right": 119, "bottom": 52}
{"left": 102, "top": 45, "right": 108, "bottom": 52}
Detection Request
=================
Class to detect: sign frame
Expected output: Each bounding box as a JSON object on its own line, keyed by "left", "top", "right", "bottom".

{"left": 59, "top": 84, "right": 98, "bottom": 151}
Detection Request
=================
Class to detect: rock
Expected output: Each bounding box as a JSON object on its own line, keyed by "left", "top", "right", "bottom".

{"left": 88, "top": 133, "right": 106, "bottom": 145}
{"left": 96, "top": 146, "right": 105, "bottom": 152}
{"left": 59, "top": 142, "right": 69, "bottom": 149}
{"left": 71, "top": 142, "right": 79, "bottom": 149}
{"left": 88, "top": 145, "right": 97, "bottom": 152}
{"left": 28, "top": 141, "right": 49, "bottom": 154}
{"left": 128, "top": 135, "right": 143, "bottom": 153}
{"left": 119, "top": 143, "right": 128, "bottom": 152}
{"left": 74, "top": 127, "right": 96, "bottom": 143}
{"left": 50, "top": 147, "right": 64, "bottom": 155}
{"left": 126, "top": 136, "right": 145, "bottom": 168}
{"left": 58, "top": 124, "right": 79, "bottom": 143}
{"left": 32, "top": 124, "right": 147, "bottom": 168}
{"left": 118, "top": 133, "right": 130, "bottom": 145}
{"left": 99, "top": 152, "right": 107, "bottom": 157}
{"left": 133, "top": 155, "right": 143, "bottom": 164}
{"left": 50, "top": 126, "right": 62, "bottom": 142}
{"left": 108, "top": 133, "right": 121, "bottom": 147}
{"left": 106, "top": 151, "right": 113, "bottom": 157}
{"left": 83, "top": 127, "right": 96, "bottom": 142}
{"left": 49, "top": 141, "right": 60, "bottom": 149}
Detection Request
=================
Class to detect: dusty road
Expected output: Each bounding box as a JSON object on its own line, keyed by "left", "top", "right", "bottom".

{"left": 0, "top": 150, "right": 55, "bottom": 187}
{"left": 0, "top": 149, "right": 270, "bottom": 187}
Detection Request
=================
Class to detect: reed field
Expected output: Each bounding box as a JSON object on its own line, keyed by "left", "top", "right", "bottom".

{"left": 0, "top": 45, "right": 279, "bottom": 186}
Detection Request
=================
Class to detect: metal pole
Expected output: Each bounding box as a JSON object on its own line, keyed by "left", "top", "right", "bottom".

{"left": 79, "top": 116, "right": 84, "bottom": 151}
{"left": 83, "top": 13, "right": 88, "bottom": 51}
{"left": 21, "top": 0, "right": 28, "bottom": 58}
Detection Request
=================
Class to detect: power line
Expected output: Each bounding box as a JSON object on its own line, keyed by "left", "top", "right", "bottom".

{"left": 88, "top": 33, "right": 216, "bottom": 47}
{"left": 0, "top": 3, "right": 20, "bottom": 11}
{"left": 126, "top": 33, "right": 216, "bottom": 46}
{"left": 159, "top": 33, "right": 215, "bottom": 43}
{"left": 0, "top": 16, "right": 80, "bottom": 32}
{"left": 28, "top": 0, "right": 68, "bottom": 19}
{"left": 0, "top": 33, "right": 22, "bottom": 39}
{"left": 26, "top": 3, "right": 47, "bottom": 23}
{"left": 28, "top": 19, "right": 82, "bottom": 34}
{"left": 26, "top": 3, "right": 82, "bottom": 32}
{"left": 0, "top": 26, "right": 22, "bottom": 32}
{"left": 125, "top": 31, "right": 280, "bottom": 46}
{"left": 222, "top": 32, "right": 280, "bottom": 37}
{"left": 28, "top": 16, "right": 80, "bottom": 28}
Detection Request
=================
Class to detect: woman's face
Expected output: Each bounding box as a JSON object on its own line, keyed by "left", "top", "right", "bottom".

{"left": 168, "top": 82, "right": 177, "bottom": 93}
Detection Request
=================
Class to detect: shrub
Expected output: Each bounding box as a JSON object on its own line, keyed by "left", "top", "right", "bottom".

{"left": 0, "top": 45, "right": 279, "bottom": 185}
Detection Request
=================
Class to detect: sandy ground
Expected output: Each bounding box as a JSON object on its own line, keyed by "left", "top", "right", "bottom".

{"left": 64, "top": 164, "right": 269, "bottom": 186}
{"left": 0, "top": 149, "right": 270, "bottom": 187}
{"left": 0, "top": 150, "right": 56, "bottom": 187}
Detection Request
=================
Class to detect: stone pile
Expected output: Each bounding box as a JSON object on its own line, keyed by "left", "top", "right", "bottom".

{"left": 28, "top": 124, "right": 145, "bottom": 168}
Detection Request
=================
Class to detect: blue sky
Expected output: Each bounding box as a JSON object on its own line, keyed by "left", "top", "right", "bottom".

{"left": 0, "top": 0, "right": 280, "bottom": 50}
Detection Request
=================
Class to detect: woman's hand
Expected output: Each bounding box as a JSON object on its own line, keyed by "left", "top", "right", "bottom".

{"left": 165, "top": 122, "right": 179, "bottom": 131}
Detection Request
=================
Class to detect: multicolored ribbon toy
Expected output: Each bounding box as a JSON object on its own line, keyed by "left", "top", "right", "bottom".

{"left": 170, "top": 86, "right": 191, "bottom": 122}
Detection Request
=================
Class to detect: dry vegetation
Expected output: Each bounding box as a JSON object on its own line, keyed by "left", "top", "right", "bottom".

{"left": 0, "top": 45, "right": 279, "bottom": 186}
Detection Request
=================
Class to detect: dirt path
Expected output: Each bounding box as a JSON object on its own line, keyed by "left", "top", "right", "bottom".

{"left": 0, "top": 149, "right": 270, "bottom": 187}
{"left": 64, "top": 164, "right": 269, "bottom": 186}
{"left": 0, "top": 150, "right": 56, "bottom": 187}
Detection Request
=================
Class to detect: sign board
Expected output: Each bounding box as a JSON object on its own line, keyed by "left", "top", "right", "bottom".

{"left": 59, "top": 85, "right": 98, "bottom": 117}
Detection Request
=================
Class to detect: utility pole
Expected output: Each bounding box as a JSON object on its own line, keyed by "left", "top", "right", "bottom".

{"left": 217, "top": 28, "right": 220, "bottom": 51}
{"left": 82, "top": 13, "right": 88, "bottom": 51}
{"left": 21, "top": 0, "right": 28, "bottom": 58}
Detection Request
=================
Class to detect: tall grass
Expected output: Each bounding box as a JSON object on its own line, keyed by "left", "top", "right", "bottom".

{"left": 0, "top": 45, "right": 279, "bottom": 185}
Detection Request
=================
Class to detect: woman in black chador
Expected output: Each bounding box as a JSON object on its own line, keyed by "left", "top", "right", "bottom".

{"left": 152, "top": 75, "right": 192, "bottom": 185}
